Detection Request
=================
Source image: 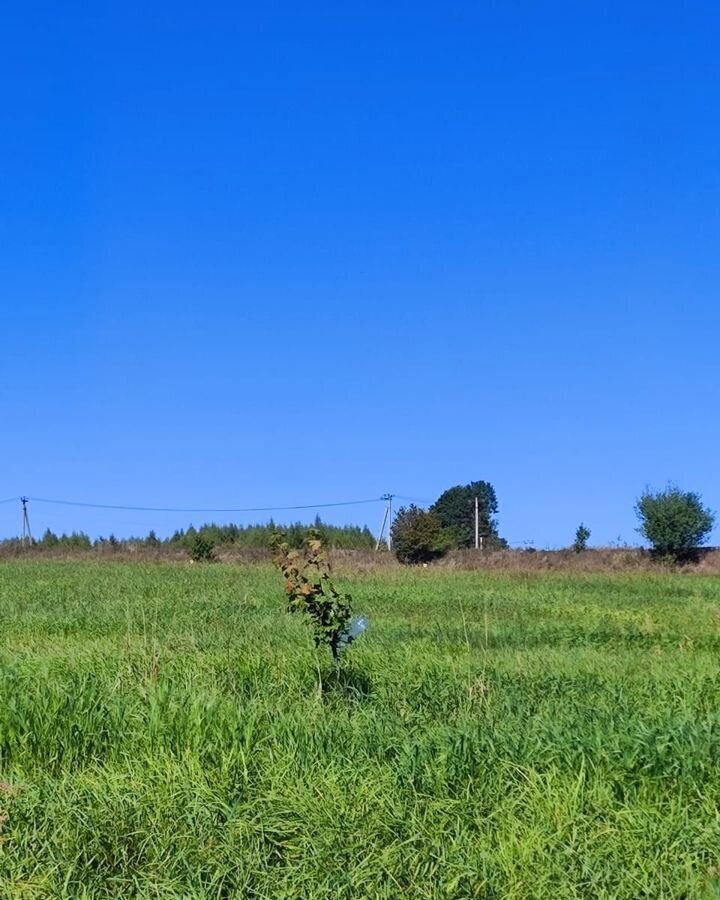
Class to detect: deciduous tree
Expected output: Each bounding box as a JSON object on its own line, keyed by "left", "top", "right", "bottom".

{"left": 636, "top": 485, "right": 714, "bottom": 561}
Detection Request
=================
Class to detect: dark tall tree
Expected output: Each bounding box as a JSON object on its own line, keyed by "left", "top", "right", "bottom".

{"left": 431, "top": 481, "right": 503, "bottom": 549}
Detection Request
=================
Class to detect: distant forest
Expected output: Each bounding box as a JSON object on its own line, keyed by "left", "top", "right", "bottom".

{"left": 9, "top": 517, "right": 376, "bottom": 552}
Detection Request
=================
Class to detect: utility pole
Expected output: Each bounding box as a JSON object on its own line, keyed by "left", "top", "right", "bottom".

{"left": 474, "top": 496, "right": 479, "bottom": 550}
{"left": 387, "top": 493, "right": 393, "bottom": 551}
{"left": 375, "top": 493, "right": 394, "bottom": 551}
{"left": 375, "top": 504, "right": 389, "bottom": 551}
{"left": 20, "top": 497, "right": 31, "bottom": 547}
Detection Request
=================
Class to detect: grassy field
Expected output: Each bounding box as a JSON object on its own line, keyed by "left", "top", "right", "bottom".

{"left": 1, "top": 562, "right": 720, "bottom": 898}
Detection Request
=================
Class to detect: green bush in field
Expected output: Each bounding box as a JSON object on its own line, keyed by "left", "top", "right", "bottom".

{"left": 636, "top": 485, "right": 714, "bottom": 561}
{"left": 188, "top": 533, "right": 216, "bottom": 563}
{"left": 271, "top": 529, "right": 351, "bottom": 659}
{"left": 391, "top": 505, "right": 451, "bottom": 564}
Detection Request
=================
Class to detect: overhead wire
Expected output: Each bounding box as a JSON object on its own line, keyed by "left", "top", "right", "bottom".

{"left": 25, "top": 495, "right": 382, "bottom": 514}
{"left": 2, "top": 494, "right": 535, "bottom": 544}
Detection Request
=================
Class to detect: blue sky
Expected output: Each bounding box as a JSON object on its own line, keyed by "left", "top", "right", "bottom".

{"left": 2, "top": 2, "right": 718, "bottom": 547}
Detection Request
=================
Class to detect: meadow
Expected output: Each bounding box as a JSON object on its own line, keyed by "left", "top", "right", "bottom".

{"left": 1, "top": 561, "right": 720, "bottom": 898}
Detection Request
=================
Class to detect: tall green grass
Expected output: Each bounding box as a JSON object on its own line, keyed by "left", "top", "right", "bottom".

{"left": 1, "top": 562, "right": 719, "bottom": 897}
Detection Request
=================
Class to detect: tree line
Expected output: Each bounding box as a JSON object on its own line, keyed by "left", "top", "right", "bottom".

{"left": 12, "top": 518, "right": 376, "bottom": 554}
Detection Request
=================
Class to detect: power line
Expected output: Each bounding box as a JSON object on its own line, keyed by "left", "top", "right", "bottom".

{"left": 0, "top": 497, "right": 18, "bottom": 505}
{"left": 25, "top": 495, "right": 383, "bottom": 514}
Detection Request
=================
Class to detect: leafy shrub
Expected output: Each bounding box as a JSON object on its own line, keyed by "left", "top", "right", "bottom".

{"left": 573, "top": 523, "right": 591, "bottom": 553}
{"left": 271, "top": 529, "right": 352, "bottom": 660}
{"left": 391, "top": 505, "right": 451, "bottom": 564}
{"left": 635, "top": 485, "right": 714, "bottom": 561}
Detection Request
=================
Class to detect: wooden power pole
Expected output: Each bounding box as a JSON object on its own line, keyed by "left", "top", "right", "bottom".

{"left": 474, "top": 496, "right": 479, "bottom": 550}
{"left": 20, "top": 497, "right": 32, "bottom": 547}
{"left": 375, "top": 493, "right": 394, "bottom": 551}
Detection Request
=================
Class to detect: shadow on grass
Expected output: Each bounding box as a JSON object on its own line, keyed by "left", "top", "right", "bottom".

{"left": 650, "top": 547, "right": 703, "bottom": 566}
{"left": 321, "top": 665, "right": 373, "bottom": 702}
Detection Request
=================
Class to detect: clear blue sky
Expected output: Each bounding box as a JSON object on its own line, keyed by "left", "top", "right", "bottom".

{"left": 2, "top": 2, "right": 718, "bottom": 547}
